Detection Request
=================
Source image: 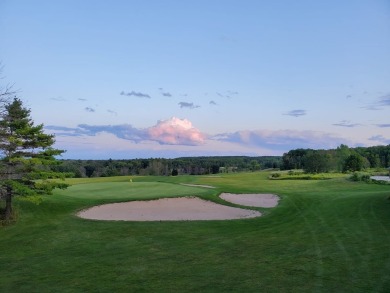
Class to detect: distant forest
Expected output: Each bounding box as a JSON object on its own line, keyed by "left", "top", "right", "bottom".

{"left": 53, "top": 156, "right": 282, "bottom": 178}
{"left": 52, "top": 144, "right": 390, "bottom": 178}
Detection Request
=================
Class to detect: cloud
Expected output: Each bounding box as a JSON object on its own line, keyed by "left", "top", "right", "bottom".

{"left": 364, "top": 93, "right": 390, "bottom": 110}
{"left": 162, "top": 92, "right": 172, "bottom": 97}
{"left": 45, "top": 125, "right": 87, "bottom": 137}
{"left": 77, "top": 124, "right": 145, "bottom": 141}
{"left": 332, "top": 120, "right": 361, "bottom": 128}
{"left": 216, "top": 91, "right": 238, "bottom": 99}
{"left": 48, "top": 121, "right": 349, "bottom": 152}
{"left": 85, "top": 107, "right": 95, "bottom": 113}
{"left": 47, "top": 124, "right": 145, "bottom": 142}
{"left": 51, "top": 97, "right": 66, "bottom": 102}
{"left": 158, "top": 88, "right": 172, "bottom": 97}
{"left": 209, "top": 100, "right": 217, "bottom": 106}
{"left": 212, "top": 129, "right": 350, "bottom": 151}
{"left": 368, "top": 135, "right": 390, "bottom": 144}
{"left": 283, "top": 109, "right": 306, "bottom": 117}
{"left": 148, "top": 117, "right": 205, "bottom": 145}
{"left": 120, "top": 90, "right": 151, "bottom": 98}
{"left": 178, "top": 102, "right": 200, "bottom": 109}
{"left": 47, "top": 117, "right": 205, "bottom": 146}
{"left": 346, "top": 94, "right": 352, "bottom": 99}
{"left": 50, "top": 118, "right": 376, "bottom": 158}
{"left": 376, "top": 124, "right": 390, "bottom": 128}
{"left": 78, "top": 98, "right": 87, "bottom": 101}
{"left": 378, "top": 94, "right": 390, "bottom": 106}
{"left": 46, "top": 125, "right": 76, "bottom": 131}
{"left": 107, "top": 109, "right": 117, "bottom": 115}
{"left": 363, "top": 105, "right": 382, "bottom": 111}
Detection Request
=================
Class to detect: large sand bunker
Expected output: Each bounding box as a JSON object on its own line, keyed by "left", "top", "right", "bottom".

{"left": 77, "top": 197, "right": 261, "bottom": 221}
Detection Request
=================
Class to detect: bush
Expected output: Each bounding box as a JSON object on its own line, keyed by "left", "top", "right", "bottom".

{"left": 288, "top": 170, "right": 304, "bottom": 176}
{"left": 269, "top": 172, "right": 335, "bottom": 180}
{"left": 350, "top": 172, "right": 371, "bottom": 182}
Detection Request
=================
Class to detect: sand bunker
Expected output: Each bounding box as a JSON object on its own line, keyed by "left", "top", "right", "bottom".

{"left": 77, "top": 197, "right": 261, "bottom": 221}
{"left": 180, "top": 183, "right": 215, "bottom": 188}
{"left": 220, "top": 193, "right": 279, "bottom": 207}
{"left": 371, "top": 176, "right": 390, "bottom": 182}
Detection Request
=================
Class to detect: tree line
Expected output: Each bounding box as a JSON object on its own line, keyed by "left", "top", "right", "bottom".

{"left": 53, "top": 143, "right": 390, "bottom": 179}
{"left": 281, "top": 144, "right": 390, "bottom": 173}
{"left": 51, "top": 156, "right": 283, "bottom": 178}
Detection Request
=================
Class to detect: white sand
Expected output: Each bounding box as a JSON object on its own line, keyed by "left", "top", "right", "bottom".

{"left": 220, "top": 193, "right": 279, "bottom": 207}
{"left": 77, "top": 197, "right": 261, "bottom": 221}
{"left": 371, "top": 176, "right": 390, "bottom": 182}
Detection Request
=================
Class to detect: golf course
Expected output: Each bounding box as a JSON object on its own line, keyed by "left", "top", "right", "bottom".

{"left": 1, "top": 171, "right": 390, "bottom": 292}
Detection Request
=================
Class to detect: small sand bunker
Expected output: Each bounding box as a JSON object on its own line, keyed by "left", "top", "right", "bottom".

{"left": 77, "top": 197, "right": 261, "bottom": 221}
{"left": 220, "top": 193, "right": 279, "bottom": 208}
{"left": 371, "top": 176, "right": 390, "bottom": 182}
{"left": 180, "top": 183, "right": 215, "bottom": 188}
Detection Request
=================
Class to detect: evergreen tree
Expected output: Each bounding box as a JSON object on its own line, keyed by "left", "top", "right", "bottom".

{"left": 0, "top": 98, "right": 68, "bottom": 221}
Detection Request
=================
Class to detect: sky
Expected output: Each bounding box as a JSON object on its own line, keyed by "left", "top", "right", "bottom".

{"left": 1, "top": 0, "right": 389, "bottom": 159}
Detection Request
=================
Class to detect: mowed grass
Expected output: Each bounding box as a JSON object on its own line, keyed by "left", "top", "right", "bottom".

{"left": 1, "top": 172, "right": 390, "bottom": 292}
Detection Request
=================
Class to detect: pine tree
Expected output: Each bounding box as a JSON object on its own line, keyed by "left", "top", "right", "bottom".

{"left": 0, "top": 98, "right": 68, "bottom": 221}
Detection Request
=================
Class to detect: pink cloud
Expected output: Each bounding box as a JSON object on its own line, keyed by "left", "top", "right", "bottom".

{"left": 147, "top": 117, "right": 205, "bottom": 145}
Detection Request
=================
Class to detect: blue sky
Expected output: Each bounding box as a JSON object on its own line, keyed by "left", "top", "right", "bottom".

{"left": 1, "top": 0, "right": 389, "bottom": 159}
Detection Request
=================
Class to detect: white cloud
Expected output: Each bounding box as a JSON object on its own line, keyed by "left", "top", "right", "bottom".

{"left": 148, "top": 117, "right": 205, "bottom": 145}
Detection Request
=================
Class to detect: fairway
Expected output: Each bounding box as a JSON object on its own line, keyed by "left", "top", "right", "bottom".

{"left": 1, "top": 172, "right": 390, "bottom": 292}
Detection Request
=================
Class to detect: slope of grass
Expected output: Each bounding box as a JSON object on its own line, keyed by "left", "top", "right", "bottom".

{"left": 1, "top": 172, "right": 390, "bottom": 292}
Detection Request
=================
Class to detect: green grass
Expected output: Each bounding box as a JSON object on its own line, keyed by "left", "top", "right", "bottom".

{"left": 1, "top": 171, "right": 390, "bottom": 292}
